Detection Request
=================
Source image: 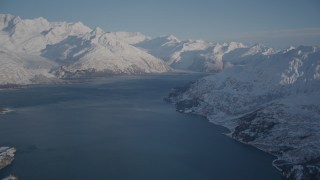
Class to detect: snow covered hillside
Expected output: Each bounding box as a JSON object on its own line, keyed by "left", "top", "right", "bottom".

{"left": 0, "top": 14, "right": 170, "bottom": 84}
{"left": 166, "top": 46, "right": 320, "bottom": 179}
{"left": 0, "top": 46, "right": 58, "bottom": 85}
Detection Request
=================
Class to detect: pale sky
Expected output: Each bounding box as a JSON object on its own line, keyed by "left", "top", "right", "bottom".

{"left": 1, "top": 0, "right": 320, "bottom": 48}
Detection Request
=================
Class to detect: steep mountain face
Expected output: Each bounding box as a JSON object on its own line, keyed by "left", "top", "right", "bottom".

{"left": 0, "top": 46, "right": 58, "bottom": 85}
{"left": 0, "top": 14, "right": 171, "bottom": 84}
{"left": 166, "top": 46, "right": 320, "bottom": 179}
{"left": 135, "top": 36, "right": 276, "bottom": 72}
{"left": 42, "top": 27, "right": 170, "bottom": 78}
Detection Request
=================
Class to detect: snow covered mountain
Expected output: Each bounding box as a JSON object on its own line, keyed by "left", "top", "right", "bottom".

{"left": 166, "top": 46, "right": 320, "bottom": 179}
{"left": 0, "top": 14, "right": 170, "bottom": 84}
{"left": 135, "top": 36, "right": 276, "bottom": 72}
{"left": 0, "top": 14, "right": 303, "bottom": 85}
{"left": 42, "top": 27, "right": 170, "bottom": 77}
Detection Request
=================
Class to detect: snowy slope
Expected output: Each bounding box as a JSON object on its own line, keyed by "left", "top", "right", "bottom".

{"left": 42, "top": 27, "right": 171, "bottom": 77}
{"left": 0, "top": 46, "right": 57, "bottom": 85}
{"left": 166, "top": 46, "right": 320, "bottom": 179}
{"left": 0, "top": 14, "right": 171, "bottom": 84}
{"left": 135, "top": 35, "right": 183, "bottom": 64}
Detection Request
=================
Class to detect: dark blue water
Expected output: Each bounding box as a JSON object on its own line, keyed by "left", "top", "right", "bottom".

{"left": 0, "top": 74, "right": 282, "bottom": 180}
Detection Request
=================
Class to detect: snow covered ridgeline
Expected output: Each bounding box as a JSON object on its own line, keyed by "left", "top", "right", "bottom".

{"left": 135, "top": 35, "right": 275, "bottom": 72}
{"left": 166, "top": 46, "right": 320, "bottom": 179}
{"left": 1, "top": 13, "right": 317, "bottom": 85}
{"left": 0, "top": 13, "right": 315, "bottom": 86}
{"left": 0, "top": 14, "right": 171, "bottom": 85}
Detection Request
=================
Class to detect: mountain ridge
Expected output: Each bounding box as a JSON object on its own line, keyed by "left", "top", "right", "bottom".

{"left": 0, "top": 14, "right": 171, "bottom": 84}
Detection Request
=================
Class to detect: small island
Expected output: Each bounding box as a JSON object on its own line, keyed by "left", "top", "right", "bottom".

{"left": 0, "top": 108, "right": 11, "bottom": 115}
{"left": 0, "top": 147, "right": 17, "bottom": 180}
{"left": 0, "top": 147, "right": 16, "bottom": 170}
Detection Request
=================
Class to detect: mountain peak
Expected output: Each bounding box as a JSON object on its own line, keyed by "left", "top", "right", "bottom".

{"left": 228, "top": 42, "right": 247, "bottom": 49}
{"left": 92, "top": 27, "right": 104, "bottom": 35}
{"left": 68, "top": 21, "right": 91, "bottom": 34}
{"left": 33, "top": 16, "right": 49, "bottom": 24}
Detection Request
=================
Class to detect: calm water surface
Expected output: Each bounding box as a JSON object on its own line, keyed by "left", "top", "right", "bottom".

{"left": 0, "top": 74, "right": 282, "bottom": 179}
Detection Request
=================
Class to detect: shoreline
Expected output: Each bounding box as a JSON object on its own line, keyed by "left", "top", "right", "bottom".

{"left": 172, "top": 104, "right": 320, "bottom": 179}
{"left": 167, "top": 98, "right": 283, "bottom": 176}
{"left": 176, "top": 107, "right": 286, "bottom": 175}
{"left": 166, "top": 97, "right": 289, "bottom": 178}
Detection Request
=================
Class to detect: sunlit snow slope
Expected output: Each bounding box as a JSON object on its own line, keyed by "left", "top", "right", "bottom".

{"left": 0, "top": 14, "right": 170, "bottom": 84}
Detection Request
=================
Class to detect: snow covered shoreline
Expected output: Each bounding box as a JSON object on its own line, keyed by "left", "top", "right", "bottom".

{"left": 165, "top": 46, "right": 320, "bottom": 179}
{"left": 166, "top": 85, "right": 320, "bottom": 179}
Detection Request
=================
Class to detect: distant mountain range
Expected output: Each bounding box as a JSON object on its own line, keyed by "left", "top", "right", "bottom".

{"left": 1, "top": 14, "right": 319, "bottom": 85}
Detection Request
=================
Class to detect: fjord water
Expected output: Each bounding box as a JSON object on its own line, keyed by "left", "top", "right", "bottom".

{"left": 0, "top": 74, "right": 281, "bottom": 180}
